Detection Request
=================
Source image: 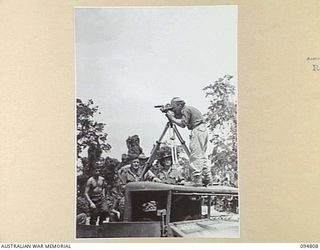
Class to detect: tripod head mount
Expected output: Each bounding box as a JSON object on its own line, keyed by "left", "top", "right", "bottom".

{"left": 154, "top": 105, "right": 176, "bottom": 127}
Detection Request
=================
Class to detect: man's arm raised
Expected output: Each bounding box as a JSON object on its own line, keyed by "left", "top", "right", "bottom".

{"left": 165, "top": 111, "right": 186, "bottom": 128}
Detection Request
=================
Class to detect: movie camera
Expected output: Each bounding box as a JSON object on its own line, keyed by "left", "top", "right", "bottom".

{"left": 154, "top": 104, "right": 173, "bottom": 113}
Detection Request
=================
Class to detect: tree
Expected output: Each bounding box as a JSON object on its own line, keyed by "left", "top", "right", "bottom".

{"left": 203, "top": 75, "right": 238, "bottom": 186}
{"left": 77, "top": 98, "right": 111, "bottom": 175}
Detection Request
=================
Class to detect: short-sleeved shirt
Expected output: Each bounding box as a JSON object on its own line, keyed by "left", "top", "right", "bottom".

{"left": 177, "top": 105, "right": 204, "bottom": 130}
{"left": 119, "top": 165, "right": 155, "bottom": 184}
{"left": 156, "top": 167, "right": 185, "bottom": 185}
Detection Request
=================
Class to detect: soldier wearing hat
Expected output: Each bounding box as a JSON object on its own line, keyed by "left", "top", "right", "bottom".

{"left": 138, "top": 153, "right": 149, "bottom": 166}
{"left": 165, "top": 97, "right": 213, "bottom": 186}
{"left": 119, "top": 156, "right": 160, "bottom": 184}
{"left": 153, "top": 150, "right": 184, "bottom": 185}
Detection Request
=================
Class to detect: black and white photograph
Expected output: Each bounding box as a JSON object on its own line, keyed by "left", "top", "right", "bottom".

{"left": 75, "top": 6, "right": 239, "bottom": 238}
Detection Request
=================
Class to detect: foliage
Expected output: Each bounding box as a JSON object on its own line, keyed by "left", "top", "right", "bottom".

{"left": 203, "top": 75, "right": 238, "bottom": 186}
{"left": 77, "top": 196, "right": 90, "bottom": 215}
{"left": 77, "top": 98, "right": 111, "bottom": 175}
{"left": 103, "top": 157, "right": 121, "bottom": 189}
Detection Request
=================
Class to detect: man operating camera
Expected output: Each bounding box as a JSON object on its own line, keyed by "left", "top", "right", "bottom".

{"left": 165, "top": 97, "right": 213, "bottom": 186}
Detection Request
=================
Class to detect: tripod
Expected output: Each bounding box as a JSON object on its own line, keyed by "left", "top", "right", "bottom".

{"left": 141, "top": 119, "right": 191, "bottom": 178}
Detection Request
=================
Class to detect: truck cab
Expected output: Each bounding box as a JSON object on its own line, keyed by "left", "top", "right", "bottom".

{"left": 77, "top": 182, "right": 239, "bottom": 238}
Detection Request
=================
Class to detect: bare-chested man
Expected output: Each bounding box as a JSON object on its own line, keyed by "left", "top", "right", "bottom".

{"left": 84, "top": 167, "right": 109, "bottom": 225}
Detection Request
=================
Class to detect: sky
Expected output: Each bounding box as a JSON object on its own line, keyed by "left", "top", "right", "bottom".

{"left": 75, "top": 6, "right": 237, "bottom": 159}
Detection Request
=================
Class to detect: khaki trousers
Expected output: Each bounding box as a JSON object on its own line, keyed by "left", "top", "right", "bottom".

{"left": 189, "top": 123, "right": 213, "bottom": 185}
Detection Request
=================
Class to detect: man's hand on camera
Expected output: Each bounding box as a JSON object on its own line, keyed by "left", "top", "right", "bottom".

{"left": 166, "top": 110, "right": 174, "bottom": 120}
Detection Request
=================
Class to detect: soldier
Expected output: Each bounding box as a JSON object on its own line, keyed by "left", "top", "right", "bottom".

{"left": 153, "top": 151, "right": 185, "bottom": 185}
{"left": 166, "top": 97, "right": 213, "bottom": 186}
{"left": 119, "top": 157, "right": 160, "bottom": 184}
{"left": 84, "top": 167, "right": 109, "bottom": 225}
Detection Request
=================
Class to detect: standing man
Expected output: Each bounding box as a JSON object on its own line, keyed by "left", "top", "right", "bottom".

{"left": 84, "top": 167, "right": 109, "bottom": 225}
{"left": 166, "top": 97, "right": 213, "bottom": 186}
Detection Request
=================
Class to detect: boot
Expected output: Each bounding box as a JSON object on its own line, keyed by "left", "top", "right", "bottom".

{"left": 203, "top": 178, "right": 213, "bottom": 187}
{"left": 191, "top": 175, "right": 203, "bottom": 187}
{"left": 202, "top": 168, "right": 213, "bottom": 187}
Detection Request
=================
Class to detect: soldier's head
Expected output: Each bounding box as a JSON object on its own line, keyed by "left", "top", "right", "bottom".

{"left": 130, "top": 157, "right": 140, "bottom": 170}
{"left": 160, "top": 152, "right": 172, "bottom": 169}
{"left": 96, "top": 157, "right": 105, "bottom": 168}
{"left": 92, "top": 167, "right": 102, "bottom": 177}
{"left": 170, "top": 97, "right": 185, "bottom": 113}
{"left": 138, "top": 153, "right": 149, "bottom": 165}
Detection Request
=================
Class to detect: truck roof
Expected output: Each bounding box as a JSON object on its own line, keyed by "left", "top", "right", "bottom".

{"left": 125, "top": 181, "right": 238, "bottom": 196}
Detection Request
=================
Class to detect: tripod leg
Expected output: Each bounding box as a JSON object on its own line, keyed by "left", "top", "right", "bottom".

{"left": 140, "top": 123, "right": 170, "bottom": 178}
{"left": 172, "top": 124, "right": 191, "bottom": 157}
{"left": 172, "top": 136, "right": 178, "bottom": 165}
{"left": 169, "top": 126, "right": 178, "bottom": 165}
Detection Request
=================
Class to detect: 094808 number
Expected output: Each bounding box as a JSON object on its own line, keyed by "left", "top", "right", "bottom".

{"left": 300, "top": 244, "right": 319, "bottom": 248}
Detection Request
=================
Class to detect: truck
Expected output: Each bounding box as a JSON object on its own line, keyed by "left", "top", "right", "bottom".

{"left": 76, "top": 181, "right": 239, "bottom": 238}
